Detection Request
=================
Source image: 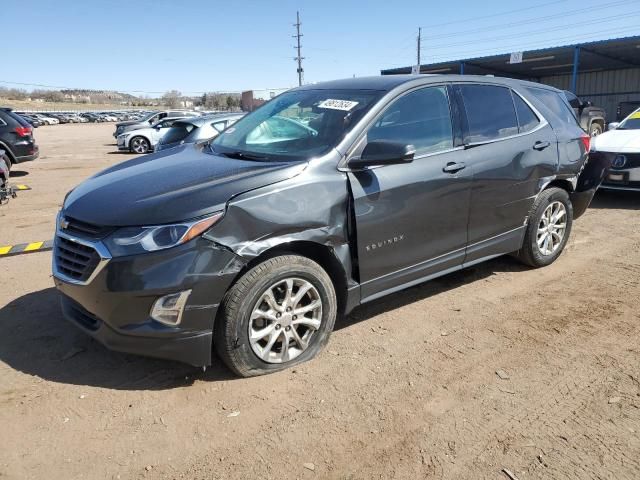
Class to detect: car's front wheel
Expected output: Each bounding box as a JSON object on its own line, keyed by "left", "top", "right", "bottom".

{"left": 517, "top": 187, "right": 573, "bottom": 267}
{"left": 214, "top": 255, "right": 337, "bottom": 377}
{"left": 130, "top": 136, "right": 150, "bottom": 154}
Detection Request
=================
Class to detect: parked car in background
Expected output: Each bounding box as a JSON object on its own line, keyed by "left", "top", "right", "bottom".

{"left": 114, "top": 110, "right": 201, "bottom": 138}
{"left": 616, "top": 101, "right": 640, "bottom": 122}
{"left": 31, "top": 113, "right": 59, "bottom": 125}
{"left": 53, "top": 75, "right": 607, "bottom": 376}
{"left": 117, "top": 117, "right": 186, "bottom": 153}
{"left": 18, "top": 114, "right": 42, "bottom": 128}
{"left": 156, "top": 113, "right": 245, "bottom": 151}
{"left": 563, "top": 90, "right": 606, "bottom": 136}
{"left": 0, "top": 107, "right": 39, "bottom": 166}
{"left": 593, "top": 107, "right": 640, "bottom": 191}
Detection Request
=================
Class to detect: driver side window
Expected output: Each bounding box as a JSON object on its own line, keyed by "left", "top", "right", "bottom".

{"left": 368, "top": 86, "right": 454, "bottom": 156}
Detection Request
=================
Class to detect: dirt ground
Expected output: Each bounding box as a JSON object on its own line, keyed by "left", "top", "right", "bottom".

{"left": 1, "top": 123, "right": 639, "bottom": 480}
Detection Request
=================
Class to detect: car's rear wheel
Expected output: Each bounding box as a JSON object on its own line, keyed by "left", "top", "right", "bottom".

{"left": 517, "top": 187, "right": 573, "bottom": 267}
{"left": 589, "top": 123, "right": 603, "bottom": 137}
{"left": 130, "top": 136, "right": 150, "bottom": 154}
{"left": 214, "top": 255, "right": 337, "bottom": 377}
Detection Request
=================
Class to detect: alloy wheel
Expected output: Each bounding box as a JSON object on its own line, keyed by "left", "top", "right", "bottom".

{"left": 131, "top": 137, "right": 149, "bottom": 154}
{"left": 537, "top": 201, "right": 567, "bottom": 256}
{"left": 249, "top": 278, "right": 323, "bottom": 364}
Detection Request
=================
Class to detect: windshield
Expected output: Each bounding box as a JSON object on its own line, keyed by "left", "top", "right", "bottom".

{"left": 618, "top": 109, "right": 640, "bottom": 130}
{"left": 211, "top": 89, "right": 383, "bottom": 160}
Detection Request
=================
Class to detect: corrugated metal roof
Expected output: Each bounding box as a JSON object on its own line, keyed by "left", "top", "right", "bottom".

{"left": 381, "top": 35, "right": 640, "bottom": 79}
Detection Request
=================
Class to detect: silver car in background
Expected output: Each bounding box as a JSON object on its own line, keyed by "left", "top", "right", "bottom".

{"left": 156, "top": 113, "right": 245, "bottom": 151}
{"left": 113, "top": 110, "right": 201, "bottom": 138}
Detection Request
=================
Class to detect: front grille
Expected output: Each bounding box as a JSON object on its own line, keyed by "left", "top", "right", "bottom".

{"left": 61, "top": 216, "right": 114, "bottom": 240}
{"left": 55, "top": 236, "right": 101, "bottom": 282}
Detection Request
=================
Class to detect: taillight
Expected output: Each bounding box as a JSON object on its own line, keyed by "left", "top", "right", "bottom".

{"left": 580, "top": 134, "right": 590, "bottom": 152}
{"left": 14, "top": 126, "right": 32, "bottom": 137}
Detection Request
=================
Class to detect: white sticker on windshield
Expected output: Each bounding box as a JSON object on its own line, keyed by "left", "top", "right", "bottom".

{"left": 318, "top": 99, "right": 359, "bottom": 111}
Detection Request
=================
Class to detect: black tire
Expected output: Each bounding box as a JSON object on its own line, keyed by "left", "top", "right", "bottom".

{"left": 214, "top": 255, "right": 337, "bottom": 377}
{"left": 129, "top": 136, "right": 150, "bottom": 154}
{"left": 589, "top": 123, "right": 603, "bottom": 137}
{"left": 517, "top": 187, "right": 573, "bottom": 268}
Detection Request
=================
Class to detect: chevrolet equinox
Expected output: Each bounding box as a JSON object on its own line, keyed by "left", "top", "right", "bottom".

{"left": 53, "top": 75, "right": 608, "bottom": 377}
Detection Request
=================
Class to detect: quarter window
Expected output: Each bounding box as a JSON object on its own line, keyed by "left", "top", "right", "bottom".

{"left": 367, "top": 86, "right": 453, "bottom": 156}
{"left": 526, "top": 87, "right": 579, "bottom": 127}
{"left": 459, "top": 85, "right": 519, "bottom": 142}
{"left": 512, "top": 93, "right": 540, "bottom": 133}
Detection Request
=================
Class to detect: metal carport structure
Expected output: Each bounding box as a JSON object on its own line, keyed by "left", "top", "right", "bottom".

{"left": 381, "top": 35, "right": 640, "bottom": 121}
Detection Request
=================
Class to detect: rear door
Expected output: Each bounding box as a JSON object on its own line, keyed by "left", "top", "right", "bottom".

{"left": 347, "top": 85, "right": 472, "bottom": 301}
{"left": 454, "top": 83, "right": 558, "bottom": 263}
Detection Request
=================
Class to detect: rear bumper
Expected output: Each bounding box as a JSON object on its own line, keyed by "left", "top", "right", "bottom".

{"left": 570, "top": 188, "right": 597, "bottom": 219}
{"left": 14, "top": 148, "right": 39, "bottom": 163}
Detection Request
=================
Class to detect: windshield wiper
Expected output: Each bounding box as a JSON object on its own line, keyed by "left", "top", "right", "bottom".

{"left": 220, "top": 151, "right": 270, "bottom": 161}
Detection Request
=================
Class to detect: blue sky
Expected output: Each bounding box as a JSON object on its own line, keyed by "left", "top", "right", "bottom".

{"left": 2, "top": 0, "right": 639, "bottom": 95}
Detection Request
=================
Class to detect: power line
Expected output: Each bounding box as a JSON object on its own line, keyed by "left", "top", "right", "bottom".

{"left": 419, "top": 0, "right": 570, "bottom": 29}
{"left": 425, "top": 27, "right": 640, "bottom": 63}
{"left": 420, "top": 0, "right": 637, "bottom": 40}
{"left": 293, "top": 11, "right": 305, "bottom": 86}
{"left": 423, "top": 10, "right": 640, "bottom": 50}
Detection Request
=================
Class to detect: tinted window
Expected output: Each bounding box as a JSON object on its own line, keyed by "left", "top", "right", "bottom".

{"left": 459, "top": 85, "right": 518, "bottom": 142}
{"left": 367, "top": 86, "right": 453, "bottom": 156}
{"left": 162, "top": 122, "right": 196, "bottom": 144}
{"left": 513, "top": 93, "right": 540, "bottom": 133}
{"left": 526, "top": 87, "right": 579, "bottom": 127}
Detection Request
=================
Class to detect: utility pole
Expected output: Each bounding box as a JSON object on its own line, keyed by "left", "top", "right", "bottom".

{"left": 293, "top": 11, "right": 304, "bottom": 86}
{"left": 416, "top": 27, "right": 421, "bottom": 74}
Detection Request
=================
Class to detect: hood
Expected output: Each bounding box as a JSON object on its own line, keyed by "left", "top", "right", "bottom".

{"left": 593, "top": 130, "right": 640, "bottom": 153}
{"left": 63, "top": 145, "right": 307, "bottom": 226}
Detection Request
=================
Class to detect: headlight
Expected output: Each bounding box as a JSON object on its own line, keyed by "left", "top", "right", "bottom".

{"left": 103, "top": 212, "right": 223, "bottom": 256}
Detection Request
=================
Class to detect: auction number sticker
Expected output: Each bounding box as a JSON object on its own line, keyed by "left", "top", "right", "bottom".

{"left": 318, "top": 99, "right": 359, "bottom": 111}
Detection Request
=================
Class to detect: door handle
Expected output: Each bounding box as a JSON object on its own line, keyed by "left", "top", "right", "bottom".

{"left": 443, "top": 162, "right": 466, "bottom": 173}
{"left": 533, "top": 141, "right": 551, "bottom": 151}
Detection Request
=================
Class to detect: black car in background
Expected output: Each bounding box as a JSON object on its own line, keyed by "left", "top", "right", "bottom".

{"left": 53, "top": 75, "right": 606, "bottom": 377}
{"left": 563, "top": 90, "right": 606, "bottom": 136}
{"left": 0, "top": 108, "right": 39, "bottom": 167}
{"left": 617, "top": 101, "right": 640, "bottom": 122}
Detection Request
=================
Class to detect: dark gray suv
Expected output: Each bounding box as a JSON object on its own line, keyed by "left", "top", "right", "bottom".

{"left": 52, "top": 75, "right": 607, "bottom": 377}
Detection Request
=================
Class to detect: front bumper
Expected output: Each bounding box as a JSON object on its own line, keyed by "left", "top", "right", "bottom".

{"left": 117, "top": 136, "right": 128, "bottom": 150}
{"left": 53, "top": 233, "right": 246, "bottom": 366}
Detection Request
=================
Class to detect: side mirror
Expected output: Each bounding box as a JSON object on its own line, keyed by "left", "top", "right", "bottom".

{"left": 347, "top": 141, "right": 415, "bottom": 169}
{"left": 608, "top": 122, "right": 620, "bottom": 130}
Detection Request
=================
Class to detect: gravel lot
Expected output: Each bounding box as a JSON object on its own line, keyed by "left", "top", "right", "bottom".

{"left": 1, "top": 123, "right": 639, "bottom": 480}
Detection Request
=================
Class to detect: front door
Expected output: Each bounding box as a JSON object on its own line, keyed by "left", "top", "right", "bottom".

{"left": 347, "top": 85, "right": 472, "bottom": 301}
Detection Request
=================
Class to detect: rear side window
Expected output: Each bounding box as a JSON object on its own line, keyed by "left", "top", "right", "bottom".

{"left": 7, "top": 111, "right": 30, "bottom": 127}
{"left": 162, "top": 122, "right": 196, "bottom": 144}
{"left": 512, "top": 93, "right": 540, "bottom": 133}
{"left": 526, "top": 87, "right": 579, "bottom": 127}
{"left": 211, "top": 121, "right": 227, "bottom": 133}
{"left": 367, "top": 86, "right": 453, "bottom": 156}
{"left": 459, "top": 85, "right": 519, "bottom": 142}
